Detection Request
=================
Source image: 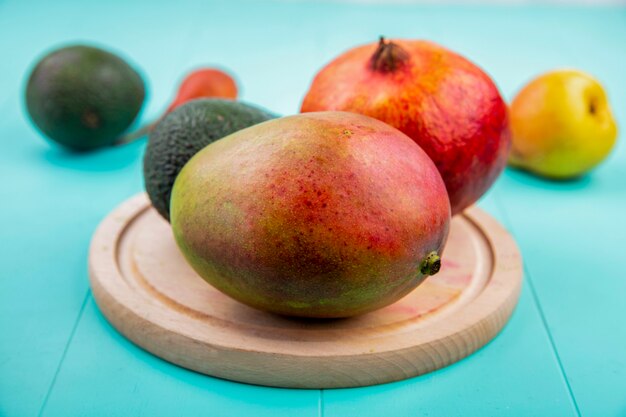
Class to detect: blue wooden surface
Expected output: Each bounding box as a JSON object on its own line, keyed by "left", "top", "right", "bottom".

{"left": 1, "top": 1, "right": 625, "bottom": 416}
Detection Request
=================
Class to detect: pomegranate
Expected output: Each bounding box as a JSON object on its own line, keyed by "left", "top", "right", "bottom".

{"left": 301, "top": 37, "right": 510, "bottom": 214}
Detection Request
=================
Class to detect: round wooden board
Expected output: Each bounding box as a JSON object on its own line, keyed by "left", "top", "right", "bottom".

{"left": 89, "top": 193, "right": 522, "bottom": 389}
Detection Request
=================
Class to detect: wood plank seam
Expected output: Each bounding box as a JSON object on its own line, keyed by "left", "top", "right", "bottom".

{"left": 36, "top": 290, "right": 91, "bottom": 417}
{"left": 493, "top": 192, "right": 582, "bottom": 417}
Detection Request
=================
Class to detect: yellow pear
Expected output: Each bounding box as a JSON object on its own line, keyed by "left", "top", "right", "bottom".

{"left": 509, "top": 69, "right": 618, "bottom": 179}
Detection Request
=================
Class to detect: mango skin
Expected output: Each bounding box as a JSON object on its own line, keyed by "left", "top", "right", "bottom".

{"left": 171, "top": 111, "right": 450, "bottom": 318}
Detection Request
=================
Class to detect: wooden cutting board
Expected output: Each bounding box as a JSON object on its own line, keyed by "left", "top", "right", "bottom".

{"left": 89, "top": 193, "right": 522, "bottom": 389}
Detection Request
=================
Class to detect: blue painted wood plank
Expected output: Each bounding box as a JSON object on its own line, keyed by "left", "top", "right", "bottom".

{"left": 38, "top": 297, "right": 320, "bottom": 417}
{"left": 0, "top": 2, "right": 195, "bottom": 416}
{"left": 487, "top": 7, "right": 626, "bottom": 417}
{"left": 0, "top": 5, "right": 147, "bottom": 415}
{"left": 495, "top": 165, "right": 626, "bottom": 417}
{"left": 0, "top": 103, "right": 148, "bottom": 417}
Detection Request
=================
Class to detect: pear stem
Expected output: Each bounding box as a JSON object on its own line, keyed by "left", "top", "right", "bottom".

{"left": 369, "top": 36, "right": 409, "bottom": 73}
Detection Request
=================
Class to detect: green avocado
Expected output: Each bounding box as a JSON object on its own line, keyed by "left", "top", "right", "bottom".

{"left": 25, "top": 44, "right": 145, "bottom": 151}
{"left": 143, "top": 99, "right": 276, "bottom": 221}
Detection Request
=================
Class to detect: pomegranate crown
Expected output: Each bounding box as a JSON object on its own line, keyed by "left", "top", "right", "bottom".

{"left": 369, "top": 36, "right": 409, "bottom": 73}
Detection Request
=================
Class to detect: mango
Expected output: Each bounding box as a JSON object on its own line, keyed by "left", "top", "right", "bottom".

{"left": 171, "top": 111, "right": 450, "bottom": 318}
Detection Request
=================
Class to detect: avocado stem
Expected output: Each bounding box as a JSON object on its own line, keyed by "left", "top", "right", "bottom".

{"left": 369, "top": 36, "right": 409, "bottom": 73}
{"left": 113, "top": 120, "right": 158, "bottom": 146}
{"left": 420, "top": 251, "right": 441, "bottom": 276}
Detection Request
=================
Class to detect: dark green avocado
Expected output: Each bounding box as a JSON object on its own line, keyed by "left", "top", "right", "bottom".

{"left": 25, "top": 44, "right": 145, "bottom": 151}
{"left": 143, "top": 99, "right": 276, "bottom": 221}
